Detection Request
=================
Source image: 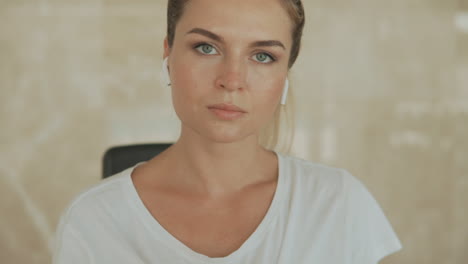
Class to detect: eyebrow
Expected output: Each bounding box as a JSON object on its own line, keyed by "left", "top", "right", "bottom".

{"left": 186, "top": 27, "right": 286, "bottom": 50}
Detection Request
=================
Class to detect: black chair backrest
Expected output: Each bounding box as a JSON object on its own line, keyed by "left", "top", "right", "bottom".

{"left": 102, "top": 143, "right": 172, "bottom": 178}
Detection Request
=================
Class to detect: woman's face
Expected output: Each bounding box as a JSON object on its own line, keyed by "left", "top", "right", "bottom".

{"left": 165, "top": 0, "right": 293, "bottom": 143}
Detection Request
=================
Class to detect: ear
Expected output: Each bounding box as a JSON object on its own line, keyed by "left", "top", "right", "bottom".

{"left": 163, "top": 37, "right": 170, "bottom": 59}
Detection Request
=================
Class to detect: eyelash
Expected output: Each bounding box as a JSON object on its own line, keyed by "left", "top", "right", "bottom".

{"left": 192, "top": 42, "right": 277, "bottom": 64}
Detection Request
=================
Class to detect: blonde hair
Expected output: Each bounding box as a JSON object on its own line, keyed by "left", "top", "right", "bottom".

{"left": 259, "top": 81, "right": 295, "bottom": 154}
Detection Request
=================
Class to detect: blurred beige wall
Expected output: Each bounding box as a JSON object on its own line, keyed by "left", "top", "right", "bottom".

{"left": 1, "top": 0, "right": 467, "bottom": 263}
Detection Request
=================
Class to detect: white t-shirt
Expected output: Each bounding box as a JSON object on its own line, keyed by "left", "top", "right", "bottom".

{"left": 53, "top": 151, "right": 402, "bottom": 264}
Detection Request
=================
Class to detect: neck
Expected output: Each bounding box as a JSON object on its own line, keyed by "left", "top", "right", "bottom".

{"left": 163, "top": 127, "right": 275, "bottom": 197}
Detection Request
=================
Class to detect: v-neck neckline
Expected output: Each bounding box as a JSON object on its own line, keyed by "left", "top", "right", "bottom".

{"left": 123, "top": 150, "right": 285, "bottom": 263}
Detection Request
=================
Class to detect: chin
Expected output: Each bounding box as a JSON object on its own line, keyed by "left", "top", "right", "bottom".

{"left": 193, "top": 123, "right": 255, "bottom": 144}
{"left": 205, "top": 130, "right": 250, "bottom": 144}
{"left": 179, "top": 115, "right": 257, "bottom": 144}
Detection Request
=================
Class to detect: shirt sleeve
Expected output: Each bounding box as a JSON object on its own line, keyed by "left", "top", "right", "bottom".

{"left": 342, "top": 170, "right": 403, "bottom": 264}
{"left": 52, "top": 215, "right": 94, "bottom": 264}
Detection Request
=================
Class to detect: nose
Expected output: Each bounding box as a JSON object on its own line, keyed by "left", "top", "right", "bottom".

{"left": 215, "top": 57, "right": 247, "bottom": 91}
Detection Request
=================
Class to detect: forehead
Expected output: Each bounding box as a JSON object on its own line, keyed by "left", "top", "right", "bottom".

{"left": 176, "top": 0, "right": 293, "bottom": 46}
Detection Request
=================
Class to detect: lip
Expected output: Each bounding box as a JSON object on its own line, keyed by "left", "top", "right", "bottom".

{"left": 207, "top": 103, "right": 247, "bottom": 113}
{"left": 207, "top": 103, "right": 247, "bottom": 120}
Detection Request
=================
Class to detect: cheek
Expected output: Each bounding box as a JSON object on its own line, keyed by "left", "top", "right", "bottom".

{"left": 171, "top": 62, "right": 200, "bottom": 100}
{"left": 169, "top": 59, "right": 217, "bottom": 117}
{"left": 251, "top": 78, "right": 284, "bottom": 115}
{"left": 248, "top": 63, "right": 286, "bottom": 99}
{"left": 170, "top": 65, "right": 196, "bottom": 117}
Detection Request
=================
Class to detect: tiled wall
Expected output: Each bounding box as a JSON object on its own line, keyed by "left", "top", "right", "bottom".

{"left": 1, "top": 0, "right": 466, "bottom": 263}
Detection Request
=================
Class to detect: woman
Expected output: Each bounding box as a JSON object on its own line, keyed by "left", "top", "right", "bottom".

{"left": 53, "top": 0, "right": 402, "bottom": 263}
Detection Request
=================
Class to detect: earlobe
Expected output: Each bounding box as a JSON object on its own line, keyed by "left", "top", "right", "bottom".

{"left": 163, "top": 37, "right": 170, "bottom": 57}
{"left": 161, "top": 57, "right": 171, "bottom": 86}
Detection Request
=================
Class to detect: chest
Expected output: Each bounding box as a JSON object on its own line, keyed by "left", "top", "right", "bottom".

{"left": 136, "top": 182, "right": 277, "bottom": 258}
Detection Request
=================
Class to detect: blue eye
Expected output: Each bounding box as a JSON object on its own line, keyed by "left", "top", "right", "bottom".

{"left": 195, "top": 43, "right": 218, "bottom": 55}
{"left": 253, "top": 52, "right": 275, "bottom": 64}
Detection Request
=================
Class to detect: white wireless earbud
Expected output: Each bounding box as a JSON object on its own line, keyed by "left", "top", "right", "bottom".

{"left": 161, "top": 57, "right": 171, "bottom": 86}
{"left": 281, "top": 78, "right": 289, "bottom": 105}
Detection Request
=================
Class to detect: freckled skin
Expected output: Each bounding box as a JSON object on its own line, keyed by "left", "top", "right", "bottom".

{"left": 164, "top": 0, "right": 293, "bottom": 143}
